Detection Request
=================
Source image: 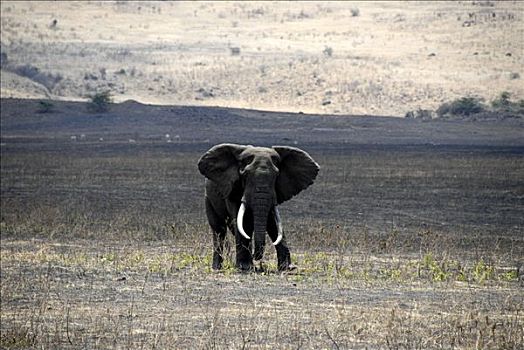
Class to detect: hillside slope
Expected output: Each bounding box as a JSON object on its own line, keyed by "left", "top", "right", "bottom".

{"left": 1, "top": 1, "right": 522, "bottom": 116}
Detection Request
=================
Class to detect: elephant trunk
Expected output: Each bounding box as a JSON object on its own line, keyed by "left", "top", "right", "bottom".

{"left": 253, "top": 217, "right": 267, "bottom": 261}
{"left": 252, "top": 187, "right": 273, "bottom": 261}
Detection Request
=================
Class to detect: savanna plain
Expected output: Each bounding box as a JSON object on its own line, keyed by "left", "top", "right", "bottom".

{"left": 1, "top": 98, "right": 523, "bottom": 349}
{"left": 1, "top": 1, "right": 524, "bottom": 349}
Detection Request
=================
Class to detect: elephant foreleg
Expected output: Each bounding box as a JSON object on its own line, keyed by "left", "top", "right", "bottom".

{"left": 232, "top": 219, "right": 254, "bottom": 271}
{"left": 212, "top": 229, "right": 227, "bottom": 270}
{"left": 206, "top": 198, "right": 227, "bottom": 270}
{"left": 227, "top": 202, "right": 254, "bottom": 272}
{"left": 267, "top": 210, "right": 294, "bottom": 271}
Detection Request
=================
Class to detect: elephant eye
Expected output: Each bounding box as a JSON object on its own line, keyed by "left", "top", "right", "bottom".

{"left": 241, "top": 155, "right": 254, "bottom": 166}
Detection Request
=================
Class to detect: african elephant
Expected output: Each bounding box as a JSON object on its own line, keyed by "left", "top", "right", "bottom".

{"left": 198, "top": 143, "right": 319, "bottom": 272}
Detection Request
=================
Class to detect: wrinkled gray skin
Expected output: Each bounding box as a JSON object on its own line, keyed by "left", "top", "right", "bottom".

{"left": 198, "top": 144, "right": 319, "bottom": 271}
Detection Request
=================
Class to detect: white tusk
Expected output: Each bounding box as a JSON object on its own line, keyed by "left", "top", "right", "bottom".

{"left": 273, "top": 207, "right": 283, "bottom": 246}
{"left": 237, "top": 202, "right": 251, "bottom": 240}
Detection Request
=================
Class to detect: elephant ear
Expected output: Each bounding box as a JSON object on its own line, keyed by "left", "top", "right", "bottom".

{"left": 198, "top": 143, "right": 246, "bottom": 198}
{"left": 273, "top": 146, "right": 320, "bottom": 204}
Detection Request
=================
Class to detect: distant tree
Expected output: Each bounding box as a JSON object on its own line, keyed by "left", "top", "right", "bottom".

{"left": 88, "top": 90, "right": 113, "bottom": 113}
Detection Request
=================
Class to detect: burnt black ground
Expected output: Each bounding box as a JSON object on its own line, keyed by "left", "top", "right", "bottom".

{"left": 2, "top": 98, "right": 523, "bottom": 147}
{"left": 2, "top": 97, "right": 523, "bottom": 242}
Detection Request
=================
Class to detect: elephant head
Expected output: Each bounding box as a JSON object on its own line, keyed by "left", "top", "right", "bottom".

{"left": 198, "top": 143, "right": 319, "bottom": 260}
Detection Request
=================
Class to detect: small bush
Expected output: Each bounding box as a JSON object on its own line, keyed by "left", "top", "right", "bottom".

{"left": 229, "top": 47, "right": 240, "bottom": 56}
{"left": 12, "top": 64, "right": 63, "bottom": 91}
{"left": 350, "top": 8, "right": 360, "bottom": 17}
{"left": 491, "top": 91, "right": 524, "bottom": 116}
{"left": 491, "top": 91, "right": 511, "bottom": 109}
{"left": 88, "top": 90, "right": 113, "bottom": 113}
{"left": 323, "top": 46, "right": 333, "bottom": 57}
{"left": 37, "top": 100, "right": 54, "bottom": 113}
{"left": 433, "top": 92, "right": 523, "bottom": 120}
{"left": 13, "top": 64, "right": 39, "bottom": 79}
{"left": 437, "top": 97, "right": 485, "bottom": 117}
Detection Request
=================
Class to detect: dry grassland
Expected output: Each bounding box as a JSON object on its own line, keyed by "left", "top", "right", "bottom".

{"left": 1, "top": 1, "right": 523, "bottom": 116}
{"left": 1, "top": 238, "right": 522, "bottom": 349}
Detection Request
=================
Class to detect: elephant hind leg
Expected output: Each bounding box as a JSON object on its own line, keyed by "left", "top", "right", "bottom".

{"left": 205, "top": 197, "right": 227, "bottom": 270}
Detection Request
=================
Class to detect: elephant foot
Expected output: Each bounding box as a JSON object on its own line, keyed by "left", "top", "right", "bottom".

{"left": 236, "top": 260, "right": 254, "bottom": 272}
{"left": 278, "top": 262, "right": 297, "bottom": 273}
{"left": 212, "top": 253, "right": 223, "bottom": 270}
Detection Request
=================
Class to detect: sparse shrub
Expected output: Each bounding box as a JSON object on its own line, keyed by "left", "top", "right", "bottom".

{"left": 436, "top": 96, "right": 485, "bottom": 117}
{"left": 11, "top": 64, "right": 63, "bottom": 91}
{"left": 433, "top": 92, "right": 523, "bottom": 120}
{"left": 88, "top": 90, "right": 113, "bottom": 113}
{"left": 37, "top": 100, "right": 54, "bottom": 113}
{"left": 229, "top": 47, "right": 241, "bottom": 56}
{"left": 297, "top": 10, "right": 310, "bottom": 19}
{"left": 491, "top": 91, "right": 524, "bottom": 116}
{"left": 421, "top": 253, "right": 451, "bottom": 282}
{"left": 196, "top": 87, "right": 214, "bottom": 98}
{"left": 491, "top": 91, "right": 512, "bottom": 109}
{"left": 14, "top": 64, "right": 39, "bottom": 79}
{"left": 350, "top": 8, "right": 360, "bottom": 17}
{"left": 472, "top": 259, "right": 494, "bottom": 283}
{"left": 499, "top": 269, "right": 518, "bottom": 282}
{"left": 247, "top": 7, "right": 265, "bottom": 18}
{"left": 509, "top": 72, "right": 520, "bottom": 80}
{"left": 323, "top": 46, "right": 333, "bottom": 57}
